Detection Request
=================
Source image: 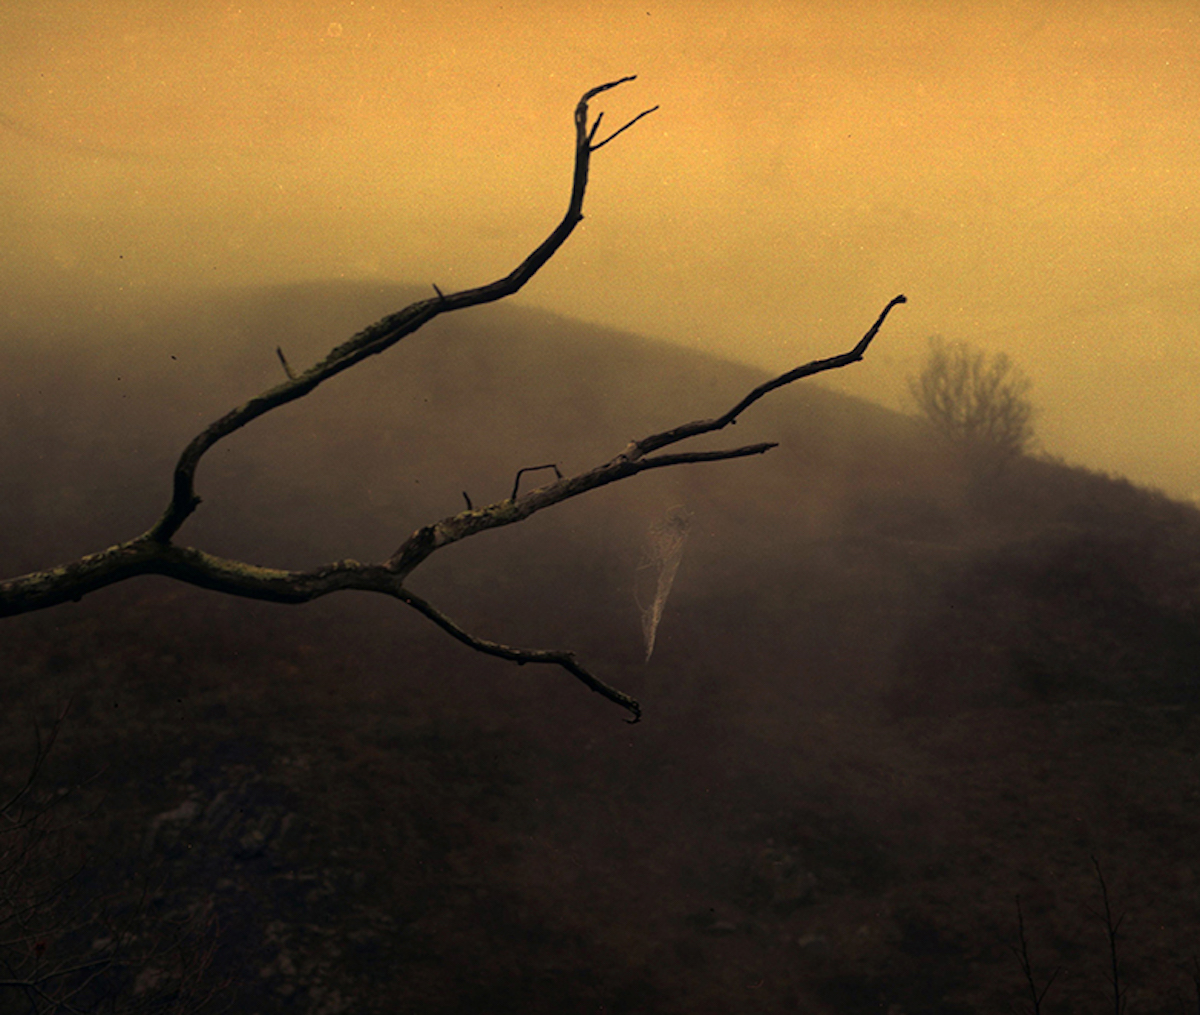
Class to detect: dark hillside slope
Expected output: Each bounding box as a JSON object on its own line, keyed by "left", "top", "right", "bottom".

{"left": 3, "top": 281, "right": 1200, "bottom": 1014}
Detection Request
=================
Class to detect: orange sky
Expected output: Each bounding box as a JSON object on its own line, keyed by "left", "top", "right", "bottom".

{"left": 2, "top": 1, "right": 1199, "bottom": 496}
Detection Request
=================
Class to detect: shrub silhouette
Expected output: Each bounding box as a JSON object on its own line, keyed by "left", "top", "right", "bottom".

{"left": 909, "top": 336, "right": 1034, "bottom": 464}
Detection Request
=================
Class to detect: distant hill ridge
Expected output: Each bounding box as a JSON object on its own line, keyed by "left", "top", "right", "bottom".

{"left": 4, "top": 279, "right": 1200, "bottom": 715}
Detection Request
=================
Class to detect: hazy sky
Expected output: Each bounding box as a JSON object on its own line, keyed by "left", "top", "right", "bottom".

{"left": 3, "top": 1, "right": 1199, "bottom": 496}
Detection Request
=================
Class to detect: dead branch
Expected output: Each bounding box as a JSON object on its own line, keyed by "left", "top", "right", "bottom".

{"left": 147, "top": 76, "right": 656, "bottom": 546}
{"left": 0, "top": 78, "right": 905, "bottom": 721}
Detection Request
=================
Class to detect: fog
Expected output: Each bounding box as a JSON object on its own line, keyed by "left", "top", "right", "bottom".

{"left": 3, "top": 0, "right": 1198, "bottom": 497}
{"left": 7, "top": 6, "right": 1200, "bottom": 1009}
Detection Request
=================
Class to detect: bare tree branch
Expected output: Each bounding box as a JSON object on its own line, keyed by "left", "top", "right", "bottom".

{"left": 146, "top": 76, "right": 656, "bottom": 545}
{"left": 397, "top": 589, "right": 643, "bottom": 721}
{"left": 590, "top": 104, "right": 660, "bottom": 150}
{"left": 626, "top": 294, "right": 906, "bottom": 459}
{"left": 0, "top": 79, "right": 906, "bottom": 720}
{"left": 385, "top": 295, "right": 906, "bottom": 579}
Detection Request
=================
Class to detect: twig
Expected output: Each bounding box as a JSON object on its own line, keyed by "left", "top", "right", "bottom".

{"left": 1010, "top": 894, "right": 1061, "bottom": 1015}
{"left": 398, "top": 588, "right": 641, "bottom": 721}
{"left": 275, "top": 346, "right": 295, "bottom": 380}
{"left": 511, "top": 464, "right": 563, "bottom": 501}
{"left": 591, "top": 105, "right": 660, "bottom": 150}
{"left": 624, "top": 293, "right": 906, "bottom": 461}
{"left": 1088, "top": 855, "right": 1127, "bottom": 1015}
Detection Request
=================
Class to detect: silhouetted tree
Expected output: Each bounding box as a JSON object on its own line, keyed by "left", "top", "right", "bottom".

{"left": 0, "top": 78, "right": 905, "bottom": 721}
{"left": 910, "top": 336, "right": 1034, "bottom": 462}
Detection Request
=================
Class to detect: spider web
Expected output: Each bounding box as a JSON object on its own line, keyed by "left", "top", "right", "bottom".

{"left": 635, "top": 505, "right": 692, "bottom": 662}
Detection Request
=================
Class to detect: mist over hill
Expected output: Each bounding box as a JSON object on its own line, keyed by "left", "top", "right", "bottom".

{"left": 3, "top": 281, "right": 1200, "bottom": 1013}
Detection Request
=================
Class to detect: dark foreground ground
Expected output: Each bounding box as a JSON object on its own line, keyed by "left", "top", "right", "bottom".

{"left": 2, "top": 283, "right": 1199, "bottom": 1013}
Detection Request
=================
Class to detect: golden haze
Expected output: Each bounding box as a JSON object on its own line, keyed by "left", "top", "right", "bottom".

{"left": 2, "top": 0, "right": 1198, "bottom": 496}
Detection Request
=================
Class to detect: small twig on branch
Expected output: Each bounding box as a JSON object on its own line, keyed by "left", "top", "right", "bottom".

{"left": 511, "top": 464, "right": 563, "bottom": 501}
{"left": 462, "top": 491, "right": 473, "bottom": 511}
{"left": 275, "top": 346, "right": 295, "bottom": 380}
{"left": 591, "top": 105, "right": 660, "bottom": 150}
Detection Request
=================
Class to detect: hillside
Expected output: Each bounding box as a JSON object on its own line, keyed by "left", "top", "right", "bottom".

{"left": 2, "top": 281, "right": 1200, "bottom": 1013}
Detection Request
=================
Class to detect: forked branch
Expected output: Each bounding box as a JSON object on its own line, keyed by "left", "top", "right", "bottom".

{"left": 0, "top": 80, "right": 905, "bottom": 722}
{"left": 148, "top": 76, "right": 658, "bottom": 544}
{"left": 385, "top": 295, "right": 906, "bottom": 580}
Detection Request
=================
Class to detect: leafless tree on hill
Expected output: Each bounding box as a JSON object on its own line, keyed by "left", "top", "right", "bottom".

{"left": 910, "top": 336, "right": 1034, "bottom": 465}
{"left": 0, "top": 78, "right": 905, "bottom": 722}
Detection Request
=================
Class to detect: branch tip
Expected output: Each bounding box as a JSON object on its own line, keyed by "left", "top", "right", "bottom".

{"left": 580, "top": 75, "right": 638, "bottom": 105}
{"left": 397, "top": 589, "right": 641, "bottom": 720}
{"left": 591, "top": 105, "right": 659, "bottom": 151}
